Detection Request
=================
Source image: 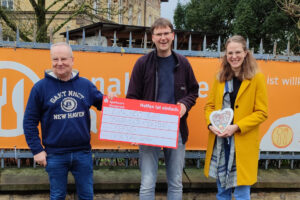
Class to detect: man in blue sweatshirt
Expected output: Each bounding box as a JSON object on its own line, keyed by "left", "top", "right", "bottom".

{"left": 23, "top": 42, "right": 104, "bottom": 199}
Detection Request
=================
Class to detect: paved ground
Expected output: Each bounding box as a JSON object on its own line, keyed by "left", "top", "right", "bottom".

{"left": 0, "top": 168, "right": 300, "bottom": 199}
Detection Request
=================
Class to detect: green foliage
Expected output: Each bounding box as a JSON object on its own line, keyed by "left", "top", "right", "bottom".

{"left": 174, "top": 2, "right": 186, "bottom": 30}
{"left": 175, "top": 0, "right": 238, "bottom": 36}
{"left": 174, "top": 0, "right": 299, "bottom": 54}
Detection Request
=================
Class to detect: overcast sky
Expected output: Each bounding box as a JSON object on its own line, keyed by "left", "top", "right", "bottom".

{"left": 160, "top": 0, "right": 189, "bottom": 24}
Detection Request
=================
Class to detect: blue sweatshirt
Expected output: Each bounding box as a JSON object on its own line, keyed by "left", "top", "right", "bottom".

{"left": 23, "top": 70, "right": 103, "bottom": 155}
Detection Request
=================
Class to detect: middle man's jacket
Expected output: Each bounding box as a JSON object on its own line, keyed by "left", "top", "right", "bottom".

{"left": 126, "top": 50, "right": 199, "bottom": 144}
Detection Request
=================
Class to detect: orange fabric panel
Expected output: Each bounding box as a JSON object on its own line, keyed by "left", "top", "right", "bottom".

{"left": 0, "top": 48, "right": 299, "bottom": 150}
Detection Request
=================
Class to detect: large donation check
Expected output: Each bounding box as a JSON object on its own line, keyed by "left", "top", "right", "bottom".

{"left": 99, "top": 97, "right": 180, "bottom": 148}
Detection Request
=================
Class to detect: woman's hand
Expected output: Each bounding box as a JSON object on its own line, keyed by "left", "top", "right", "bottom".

{"left": 218, "top": 124, "right": 240, "bottom": 138}
{"left": 208, "top": 125, "right": 222, "bottom": 136}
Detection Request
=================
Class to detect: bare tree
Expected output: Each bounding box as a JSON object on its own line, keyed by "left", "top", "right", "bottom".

{"left": 276, "top": 0, "right": 300, "bottom": 27}
{"left": 0, "top": 0, "right": 124, "bottom": 42}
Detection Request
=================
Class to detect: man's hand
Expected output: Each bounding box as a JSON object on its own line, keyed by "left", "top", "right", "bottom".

{"left": 34, "top": 151, "right": 47, "bottom": 167}
{"left": 177, "top": 103, "right": 187, "bottom": 118}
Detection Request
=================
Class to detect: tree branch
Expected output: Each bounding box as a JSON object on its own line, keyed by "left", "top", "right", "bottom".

{"left": 45, "top": 0, "right": 74, "bottom": 29}
{"left": 29, "top": 0, "right": 39, "bottom": 13}
{"left": 276, "top": 0, "right": 300, "bottom": 17}
{"left": 45, "top": 0, "right": 68, "bottom": 12}
{"left": 52, "top": 4, "right": 88, "bottom": 35}
{"left": 0, "top": 8, "right": 31, "bottom": 41}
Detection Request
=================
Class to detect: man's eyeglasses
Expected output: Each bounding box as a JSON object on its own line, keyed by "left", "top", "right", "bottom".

{"left": 52, "top": 57, "right": 72, "bottom": 63}
{"left": 152, "top": 32, "right": 173, "bottom": 38}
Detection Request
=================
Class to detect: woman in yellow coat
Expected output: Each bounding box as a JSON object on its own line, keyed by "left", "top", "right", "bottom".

{"left": 204, "top": 35, "right": 268, "bottom": 200}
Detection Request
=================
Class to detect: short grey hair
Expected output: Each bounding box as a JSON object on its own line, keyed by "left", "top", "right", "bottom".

{"left": 50, "top": 42, "right": 73, "bottom": 57}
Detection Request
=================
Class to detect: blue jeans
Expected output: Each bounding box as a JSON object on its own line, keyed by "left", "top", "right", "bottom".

{"left": 45, "top": 150, "right": 93, "bottom": 200}
{"left": 139, "top": 134, "right": 185, "bottom": 200}
{"left": 216, "top": 180, "right": 251, "bottom": 200}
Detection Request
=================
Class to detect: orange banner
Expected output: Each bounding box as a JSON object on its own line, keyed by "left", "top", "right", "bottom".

{"left": 0, "top": 48, "right": 299, "bottom": 151}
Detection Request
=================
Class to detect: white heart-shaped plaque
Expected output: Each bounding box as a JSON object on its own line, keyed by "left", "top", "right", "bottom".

{"left": 209, "top": 108, "right": 234, "bottom": 133}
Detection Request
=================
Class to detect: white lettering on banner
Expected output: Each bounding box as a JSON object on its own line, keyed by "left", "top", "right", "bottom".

{"left": 92, "top": 77, "right": 105, "bottom": 93}
{"left": 91, "top": 72, "right": 130, "bottom": 95}
{"left": 267, "top": 75, "right": 300, "bottom": 86}
{"left": 108, "top": 78, "right": 121, "bottom": 95}
{"left": 91, "top": 72, "right": 210, "bottom": 98}
{"left": 281, "top": 77, "right": 300, "bottom": 86}
{"left": 198, "top": 81, "right": 209, "bottom": 98}
{"left": 0, "top": 61, "right": 40, "bottom": 137}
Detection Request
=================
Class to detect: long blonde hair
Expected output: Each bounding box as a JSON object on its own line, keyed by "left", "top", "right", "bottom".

{"left": 218, "top": 35, "right": 257, "bottom": 82}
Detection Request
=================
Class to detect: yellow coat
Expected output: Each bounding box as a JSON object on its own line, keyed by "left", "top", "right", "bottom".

{"left": 204, "top": 72, "right": 268, "bottom": 186}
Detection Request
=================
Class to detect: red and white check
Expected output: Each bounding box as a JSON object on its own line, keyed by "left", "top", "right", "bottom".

{"left": 99, "top": 97, "right": 180, "bottom": 148}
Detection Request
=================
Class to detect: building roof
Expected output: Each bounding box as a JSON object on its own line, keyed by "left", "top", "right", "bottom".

{"left": 60, "top": 22, "right": 219, "bottom": 51}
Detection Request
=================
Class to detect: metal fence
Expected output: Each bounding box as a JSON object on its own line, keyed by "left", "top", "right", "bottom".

{"left": 1, "top": 149, "right": 300, "bottom": 169}
{"left": 0, "top": 26, "right": 299, "bottom": 61}
{"left": 0, "top": 27, "right": 299, "bottom": 169}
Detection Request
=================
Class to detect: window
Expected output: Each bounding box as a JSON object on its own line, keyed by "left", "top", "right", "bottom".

{"left": 107, "top": 0, "right": 111, "bottom": 20}
{"left": 148, "top": 15, "right": 152, "bottom": 27}
{"left": 137, "top": 10, "right": 141, "bottom": 26}
{"left": 93, "top": 0, "right": 99, "bottom": 15}
{"left": 118, "top": 0, "right": 123, "bottom": 24}
{"left": 1, "top": 0, "right": 13, "bottom": 10}
{"left": 128, "top": 6, "right": 132, "bottom": 25}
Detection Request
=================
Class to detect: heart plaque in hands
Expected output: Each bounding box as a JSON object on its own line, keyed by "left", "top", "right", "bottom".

{"left": 209, "top": 108, "right": 234, "bottom": 133}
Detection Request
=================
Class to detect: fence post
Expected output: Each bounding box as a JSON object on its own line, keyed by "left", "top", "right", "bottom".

{"left": 265, "top": 152, "right": 269, "bottom": 169}
{"left": 188, "top": 33, "right": 192, "bottom": 51}
{"left": 0, "top": 24, "right": 2, "bottom": 46}
{"left": 203, "top": 35, "right": 207, "bottom": 53}
{"left": 49, "top": 27, "right": 53, "bottom": 44}
{"left": 129, "top": 31, "right": 132, "bottom": 48}
{"left": 66, "top": 26, "right": 69, "bottom": 44}
{"left": 174, "top": 33, "right": 177, "bottom": 50}
{"left": 286, "top": 38, "right": 290, "bottom": 57}
{"left": 273, "top": 41, "right": 277, "bottom": 56}
{"left": 278, "top": 152, "right": 282, "bottom": 169}
{"left": 246, "top": 38, "right": 249, "bottom": 50}
{"left": 217, "top": 36, "right": 221, "bottom": 54}
{"left": 16, "top": 27, "right": 20, "bottom": 47}
{"left": 291, "top": 152, "right": 294, "bottom": 169}
{"left": 113, "top": 30, "right": 117, "bottom": 47}
{"left": 259, "top": 39, "right": 263, "bottom": 55}
{"left": 143, "top": 32, "right": 147, "bottom": 49}
{"left": 1, "top": 149, "right": 4, "bottom": 168}
{"left": 98, "top": 29, "right": 102, "bottom": 46}
{"left": 82, "top": 28, "right": 86, "bottom": 46}
{"left": 33, "top": 25, "right": 37, "bottom": 44}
